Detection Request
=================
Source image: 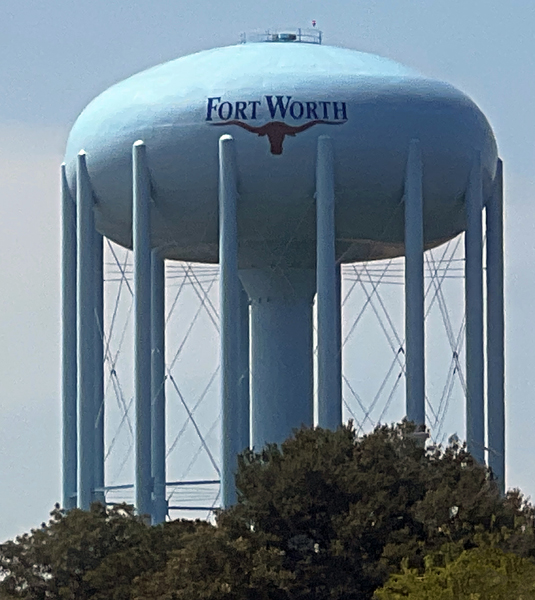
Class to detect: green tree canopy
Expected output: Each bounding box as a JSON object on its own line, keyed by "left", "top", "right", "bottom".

{"left": 0, "top": 503, "right": 205, "bottom": 599}
{"left": 214, "top": 422, "right": 535, "bottom": 598}
{"left": 374, "top": 546, "right": 535, "bottom": 599}
{"left": 132, "top": 523, "right": 295, "bottom": 600}
{"left": 2, "top": 422, "right": 535, "bottom": 599}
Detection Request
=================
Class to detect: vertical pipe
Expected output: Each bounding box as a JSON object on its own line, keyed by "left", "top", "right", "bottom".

{"left": 316, "top": 135, "right": 341, "bottom": 430}
{"left": 240, "top": 268, "right": 316, "bottom": 449}
{"left": 335, "top": 262, "right": 342, "bottom": 420}
{"left": 219, "top": 134, "right": 241, "bottom": 508}
{"left": 404, "top": 139, "right": 426, "bottom": 428}
{"left": 133, "top": 140, "right": 153, "bottom": 518}
{"left": 76, "top": 151, "right": 95, "bottom": 510}
{"left": 62, "top": 164, "right": 77, "bottom": 510}
{"left": 465, "top": 153, "right": 485, "bottom": 464}
{"left": 93, "top": 232, "right": 105, "bottom": 504}
{"left": 486, "top": 159, "right": 505, "bottom": 492}
{"left": 238, "top": 283, "right": 250, "bottom": 452}
{"left": 151, "top": 250, "right": 167, "bottom": 523}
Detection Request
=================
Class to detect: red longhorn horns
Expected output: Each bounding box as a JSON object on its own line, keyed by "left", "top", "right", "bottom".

{"left": 212, "top": 120, "right": 343, "bottom": 155}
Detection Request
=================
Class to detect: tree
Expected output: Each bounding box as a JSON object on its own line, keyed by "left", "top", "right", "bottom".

{"left": 2, "top": 423, "right": 535, "bottom": 599}
{"left": 132, "top": 524, "right": 295, "bottom": 600}
{"left": 0, "top": 503, "right": 204, "bottom": 599}
{"left": 374, "top": 546, "right": 535, "bottom": 599}
{"left": 215, "top": 422, "right": 535, "bottom": 599}
{"left": 129, "top": 423, "right": 535, "bottom": 599}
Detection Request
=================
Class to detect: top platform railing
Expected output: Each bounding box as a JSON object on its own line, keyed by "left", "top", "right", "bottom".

{"left": 240, "top": 28, "right": 323, "bottom": 45}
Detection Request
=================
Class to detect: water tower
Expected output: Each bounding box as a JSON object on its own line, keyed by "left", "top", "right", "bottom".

{"left": 61, "top": 28, "right": 504, "bottom": 523}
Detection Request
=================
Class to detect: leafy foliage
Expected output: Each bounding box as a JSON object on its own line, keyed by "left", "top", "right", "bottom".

{"left": 132, "top": 525, "right": 295, "bottom": 600}
{"left": 374, "top": 546, "right": 535, "bottom": 599}
{"left": 0, "top": 503, "right": 204, "bottom": 599}
{"left": 217, "top": 422, "right": 535, "bottom": 598}
{"left": 1, "top": 422, "right": 535, "bottom": 599}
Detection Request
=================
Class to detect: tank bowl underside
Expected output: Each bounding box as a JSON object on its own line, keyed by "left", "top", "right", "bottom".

{"left": 95, "top": 206, "right": 462, "bottom": 267}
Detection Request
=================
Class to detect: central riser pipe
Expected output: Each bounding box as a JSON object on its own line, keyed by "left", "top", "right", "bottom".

{"left": 240, "top": 268, "right": 315, "bottom": 449}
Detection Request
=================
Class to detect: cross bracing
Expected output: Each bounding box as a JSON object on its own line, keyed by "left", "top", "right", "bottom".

{"left": 100, "top": 235, "right": 470, "bottom": 519}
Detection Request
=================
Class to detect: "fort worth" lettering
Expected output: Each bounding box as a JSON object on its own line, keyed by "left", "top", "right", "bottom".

{"left": 206, "top": 96, "right": 348, "bottom": 155}
{"left": 206, "top": 95, "right": 348, "bottom": 122}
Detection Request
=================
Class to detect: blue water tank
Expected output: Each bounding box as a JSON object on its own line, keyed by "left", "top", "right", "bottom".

{"left": 64, "top": 38, "right": 497, "bottom": 267}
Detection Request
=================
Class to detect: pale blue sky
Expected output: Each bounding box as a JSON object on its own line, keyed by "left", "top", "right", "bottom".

{"left": 1, "top": 0, "right": 534, "bottom": 540}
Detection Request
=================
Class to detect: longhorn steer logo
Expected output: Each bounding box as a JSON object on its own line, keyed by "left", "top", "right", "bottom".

{"left": 206, "top": 96, "right": 348, "bottom": 155}
{"left": 211, "top": 119, "right": 343, "bottom": 155}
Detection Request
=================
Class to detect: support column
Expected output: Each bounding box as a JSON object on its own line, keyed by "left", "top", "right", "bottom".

{"left": 335, "top": 263, "right": 342, "bottom": 419}
{"left": 219, "top": 134, "right": 242, "bottom": 508}
{"left": 133, "top": 140, "right": 153, "bottom": 518}
{"left": 62, "top": 164, "right": 77, "bottom": 510}
{"left": 465, "top": 153, "right": 485, "bottom": 464}
{"left": 76, "top": 151, "right": 95, "bottom": 510}
{"left": 316, "top": 136, "right": 342, "bottom": 430}
{"left": 486, "top": 159, "right": 505, "bottom": 492}
{"left": 238, "top": 284, "right": 250, "bottom": 453}
{"left": 239, "top": 268, "right": 316, "bottom": 450}
{"left": 151, "top": 250, "right": 167, "bottom": 523}
{"left": 404, "top": 139, "right": 425, "bottom": 428}
{"left": 93, "top": 232, "right": 105, "bottom": 504}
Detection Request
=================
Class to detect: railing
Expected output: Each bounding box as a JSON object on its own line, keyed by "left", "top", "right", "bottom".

{"left": 240, "top": 28, "right": 322, "bottom": 45}
{"left": 103, "top": 480, "right": 221, "bottom": 514}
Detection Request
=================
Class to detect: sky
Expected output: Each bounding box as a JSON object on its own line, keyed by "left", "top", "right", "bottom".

{"left": 1, "top": 0, "right": 535, "bottom": 541}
